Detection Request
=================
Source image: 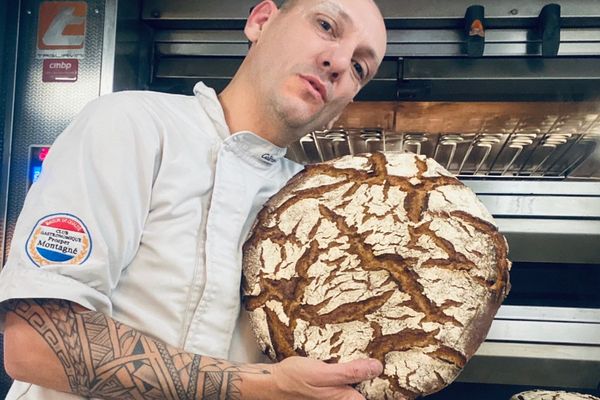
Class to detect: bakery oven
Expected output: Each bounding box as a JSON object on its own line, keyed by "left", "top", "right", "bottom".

{"left": 135, "top": 0, "right": 600, "bottom": 395}
{"left": 1, "top": 0, "right": 599, "bottom": 398}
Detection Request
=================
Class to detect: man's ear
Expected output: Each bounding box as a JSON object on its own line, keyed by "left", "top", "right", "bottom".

{"left": 245, "top": 1, "right": 279, "bottom": 44}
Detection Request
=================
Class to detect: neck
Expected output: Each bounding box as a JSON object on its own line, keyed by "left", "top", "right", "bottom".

{"left": 219, "top": 67, "right": 297, "bottom": 148}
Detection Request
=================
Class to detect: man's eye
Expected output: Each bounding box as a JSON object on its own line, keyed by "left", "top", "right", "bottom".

{"left": 319, "top": 19, "right": 333, "bottom": 32}
{"left": 353, "top": 61, "right": 365, "bottom": 80}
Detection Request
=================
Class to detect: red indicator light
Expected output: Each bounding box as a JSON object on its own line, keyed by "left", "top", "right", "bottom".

{"left": 39, "top": 147, "right": 49, "bottom": 161}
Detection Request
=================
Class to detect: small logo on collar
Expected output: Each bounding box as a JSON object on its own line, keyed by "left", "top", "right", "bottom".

{"left": 261, "top": 153, "right": 277, "bottom": 164}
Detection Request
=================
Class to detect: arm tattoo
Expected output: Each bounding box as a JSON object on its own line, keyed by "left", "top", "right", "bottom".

{"left": 5, "top": 299, "right": 270, "bottom": 399}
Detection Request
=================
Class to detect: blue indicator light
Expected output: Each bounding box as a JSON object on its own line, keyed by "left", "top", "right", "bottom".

{"left": 31, "top": 165, "right": 43, "bottom": 183}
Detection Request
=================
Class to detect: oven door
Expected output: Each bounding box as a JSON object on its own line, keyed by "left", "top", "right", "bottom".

{"left": 128, "top": 0, "right": 600, "bottom": 392}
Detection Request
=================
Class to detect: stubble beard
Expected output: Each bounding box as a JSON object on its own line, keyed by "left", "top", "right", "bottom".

{"left": 266, "top": 91, "right": 325, "bottom": 144}
{"left": 261, "top": 74, "right": 349, "bottom": 144}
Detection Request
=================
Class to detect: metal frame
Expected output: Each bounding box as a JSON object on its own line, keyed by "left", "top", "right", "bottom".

{"left": 387, "top": 28, "right": 600, "bottom": 57}
{"left": 466, "top": 180, "right": 600, "bottom": 264}
{"left": 460, "top": 342, "right": 600, "bottom": 388}
{"left": 464, "top": 180, "right": 600, "bottom": 195}
{"left": 376, "top": 0, "right": 600, "bottom": 24}
{"left": 0, "top": 0, "right": 21, "bottom": 268}
{"left": 403, "top": 57, "right": 600, "bottom": 80}
{"left": 461, "top": 305, "right": 600, "bottom": 388}
{"left": 148, "top": 28, "right": 600, "bottom": 59}
{"left": 100, "top": 0, "right": 118, "bottom": 95}
{"left": 478, "top": 196, "right": 600, "bottom": 218}
{"left": 488, "top": 306, "right": 600, "bottom": 345}
{"left": 140, "top": 0, "right": 600, "bottom": 28}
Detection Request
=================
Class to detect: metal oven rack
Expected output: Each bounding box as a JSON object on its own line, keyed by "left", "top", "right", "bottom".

{"left": 286, "top": 102, "right": 600, "bottom": 180}
{"left": 288, "top": 127, "right": 599, "bottom": 179}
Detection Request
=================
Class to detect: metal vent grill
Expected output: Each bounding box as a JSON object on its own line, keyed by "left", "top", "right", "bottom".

{"left": 287, "top": 128, "right": 598, "bottom": 178}
{"left": 286, "top": 102, "right": 600, "bottom": 179}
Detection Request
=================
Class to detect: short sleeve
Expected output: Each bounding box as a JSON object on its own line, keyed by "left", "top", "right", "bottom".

{"left": 0, "top": 92, "right": 162, "bottom": 326}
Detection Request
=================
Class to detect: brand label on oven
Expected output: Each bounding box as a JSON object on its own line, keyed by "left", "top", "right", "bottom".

{"left": 36, "top": 1, "right": 87, "bottom": 59}
{"left": 42, "top": 59, "right": 79, "bottom": 82}
{"left": 26, "top": 214, "right": 92, "bottom": 267}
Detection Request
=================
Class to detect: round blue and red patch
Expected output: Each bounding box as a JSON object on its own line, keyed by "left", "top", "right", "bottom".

{"left": 26, "top": 213, "right": 92, "bottom": 267}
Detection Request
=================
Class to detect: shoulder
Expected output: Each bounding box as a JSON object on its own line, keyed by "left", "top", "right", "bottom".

{"left": 68, "top": 90, "right": 204, "bottom": 143}
{"left": 57, "top": 91, "right": 193, "bottom": 151}
{"left": 82, "top": 90, "right": 194, "bottom": 119}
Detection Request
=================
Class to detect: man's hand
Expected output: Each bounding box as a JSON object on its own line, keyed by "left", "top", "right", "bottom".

{"left": 265, "top": 356, "right": 386, "bottom": 400}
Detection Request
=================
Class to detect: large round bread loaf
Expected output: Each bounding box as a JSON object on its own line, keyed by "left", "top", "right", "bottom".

{"left": 242, "top": 152, "right": 511, "bottom": 399}
{"left": 511, "top": 390, "right": 600, "bottom": 400}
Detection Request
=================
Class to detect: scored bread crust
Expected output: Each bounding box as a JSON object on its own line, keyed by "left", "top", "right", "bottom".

{"left": 242, "top": 152, "right": 511, "bottom": 399}
{"left": 511, "top": 391, "right": 600, "bottom": 400}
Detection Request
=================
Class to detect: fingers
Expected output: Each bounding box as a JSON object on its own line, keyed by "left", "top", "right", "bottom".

{"left": 341, "top": 389, "right": 367, "bottom": 400}
{"left": 316, "top": 358, "right": 383, "bottom": 386}
{"left": 329, "top": 385, "right": 368, "bottom": 400}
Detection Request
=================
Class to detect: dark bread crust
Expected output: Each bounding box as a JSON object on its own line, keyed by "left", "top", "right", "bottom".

{"left": 243, "top": 152, "right": 510, "bottom": 399}
{"left": 511, "top": 390, "right": 600, "bottom": 400}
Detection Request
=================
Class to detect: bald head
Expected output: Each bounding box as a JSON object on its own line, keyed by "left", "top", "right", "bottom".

{"left": 276, "top": 0, "right": 381, "bottom": 15}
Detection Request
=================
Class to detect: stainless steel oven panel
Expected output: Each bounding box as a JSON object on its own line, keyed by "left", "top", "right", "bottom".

{"left": 142, "top": 0, "right": 600, "bottom": 27}
{"left": 0, "top": 0, "right": 118, "bottom": 266}
{"left": 142, "top": 0, "right": 258, "bottom": 24}
{"left": 0, "top": 0, "right": 19, "bottom": 269}
{"left": 465, "top": 180, "right": 600, "bottom": 195}
{"left": 487, "top": 306, "right": 600, "bottom": 346}
{"left": 478, "top": 196, "right": 600, "bottom": 218}
{"left": 497, "top": 305, "right": 600, "bottom": 323}
{"left": 386, "top": 28, "right": 600, "bottom": 57}
{"left": 375, "top": 0, "right": 600, "bottom": 22}
{"left": 494, "top": 218, "right": 599, "bottom": 264}
{"left": 466, "top": 180, "right": 600, "bottom": 264}
{"left": 459, "top": 306, "right": 600, "bottom": 388}
{"left": 460, "top": 342, "right": 600, "bottom": 389}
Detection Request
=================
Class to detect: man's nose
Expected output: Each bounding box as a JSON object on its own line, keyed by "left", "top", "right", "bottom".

{"left": 318, "top": 45, "right": 352, "bottom": 82}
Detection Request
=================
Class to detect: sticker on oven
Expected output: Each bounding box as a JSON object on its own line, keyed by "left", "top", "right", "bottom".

{"left": 26, "top": 213, "right": 92, "bottom": 267}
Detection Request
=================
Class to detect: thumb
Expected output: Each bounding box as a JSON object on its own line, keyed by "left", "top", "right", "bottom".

{"left": 317, "top": 358, "right": 383, "bottom": 386}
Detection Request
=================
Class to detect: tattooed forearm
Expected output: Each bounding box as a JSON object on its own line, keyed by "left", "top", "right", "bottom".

{"left": 4, "top": 299, "right": 270, "bottom": 400}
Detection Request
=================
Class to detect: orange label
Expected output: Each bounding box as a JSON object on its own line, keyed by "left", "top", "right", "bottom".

{"left": 37, "top": 2, "right": 87, "bottom": 52}
{"left": 469, "top": 19, "right": 485, "bottom": 38}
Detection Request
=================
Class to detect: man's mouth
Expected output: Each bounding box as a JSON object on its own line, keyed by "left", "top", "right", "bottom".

{"left": 299, "top": 74, "right": 327, "bottom": 102}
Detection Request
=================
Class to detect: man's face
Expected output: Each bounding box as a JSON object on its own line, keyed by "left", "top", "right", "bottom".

{"left": 246, "top": 0, "right": 387, "bottom": 137}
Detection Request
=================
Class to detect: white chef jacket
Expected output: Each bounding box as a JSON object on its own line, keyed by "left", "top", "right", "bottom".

{"left": 0, "top": 82, "right": 304, "bottom": 399}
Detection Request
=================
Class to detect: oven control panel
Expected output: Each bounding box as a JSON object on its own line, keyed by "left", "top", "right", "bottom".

{"left": 28, "top": 145, "right": 51, "bottom": 189}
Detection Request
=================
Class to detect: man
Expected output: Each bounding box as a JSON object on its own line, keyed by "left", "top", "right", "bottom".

{"left": 0, "top": 0, "right": 389, "bottom": 398}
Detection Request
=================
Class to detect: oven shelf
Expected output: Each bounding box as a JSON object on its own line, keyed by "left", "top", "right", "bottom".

{"left": 287, "top": 102, "right": 600, "bottom": 180}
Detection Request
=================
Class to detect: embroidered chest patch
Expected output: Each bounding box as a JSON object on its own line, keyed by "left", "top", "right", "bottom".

{"left": 26, "top": 214, "right": 92, "bottom": 267}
